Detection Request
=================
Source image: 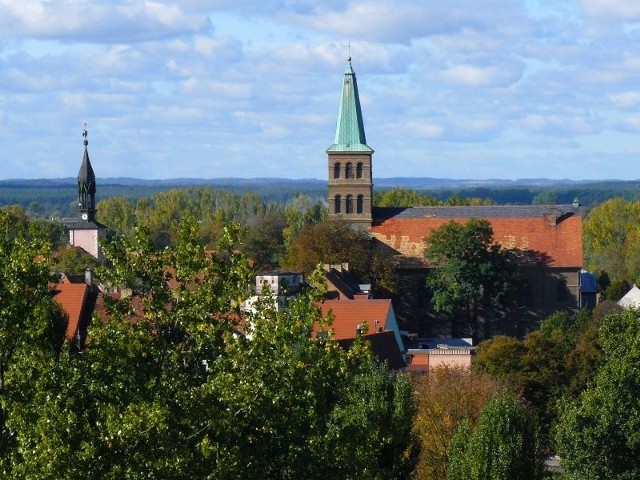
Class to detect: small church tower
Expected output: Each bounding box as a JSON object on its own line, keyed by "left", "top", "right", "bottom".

{"left": 327, "top": 57, "right": 374, "bottom": 228}
{"left": 69, "top": 127, "right": 107, "bottom": 262}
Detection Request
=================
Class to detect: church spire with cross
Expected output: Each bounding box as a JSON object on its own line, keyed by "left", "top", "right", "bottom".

{"left": 77, "top": 126, "right": 97, "bottom": 222}
{"left": 326, "top": 55, "right": 374, "bottom": 228}
{"left": 68, "top": 125, "right": 107, "bottom": 262}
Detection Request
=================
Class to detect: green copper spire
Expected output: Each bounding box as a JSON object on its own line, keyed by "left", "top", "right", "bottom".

{"left": 327, "top": 58, "right": 373, "bottom": 153}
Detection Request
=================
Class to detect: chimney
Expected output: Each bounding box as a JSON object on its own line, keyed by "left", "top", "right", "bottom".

{"left": 85, "top": 268, "right": 93, "bottom": 286}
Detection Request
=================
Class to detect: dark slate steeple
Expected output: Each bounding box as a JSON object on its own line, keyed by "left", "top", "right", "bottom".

{"left": 77, "top": 127, "right": 96, "bottom": 222}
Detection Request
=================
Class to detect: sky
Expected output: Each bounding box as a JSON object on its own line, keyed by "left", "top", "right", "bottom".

{"left": 1, "top": 0, "right": 640, "bottom": 181}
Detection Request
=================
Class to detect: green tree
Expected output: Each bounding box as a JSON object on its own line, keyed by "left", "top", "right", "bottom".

{"left": 583, "top": 197, "right": 640, "bottom": 283}
{"left": 424, "top": 219, "right": 517, "bottom": 339}
{"left": 243, "top": 211, "right": 286, "bottom": 270}
{"left": 0, "top": 211, "right": 67, "bottom": 474}
{"left": 282, "top": 220, "right": 372, "bottom": 276}
{"left": 475, "top": 310, "right": 603, "bottom": 454}
{"left": 97, "top": 196, "right": 136, "bottom": 238}
{"left": 52, "top": 245, "right": 100, "bottom": 275}
{"left": 555, "top": 309, "right": 640, "bottom": 479}
{"left": 374, "top": 188, "right": 442, "bottom": 207}
{"left": 3, "top": 217, "right": 418, "bottom": 478}
{"left": 446, "top": 391, "right": 543, "bottom": 480}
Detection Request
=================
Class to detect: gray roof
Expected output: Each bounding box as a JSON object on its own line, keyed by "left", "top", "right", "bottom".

{"left": 373, "top": 204, "right": 579, "bottom": 220}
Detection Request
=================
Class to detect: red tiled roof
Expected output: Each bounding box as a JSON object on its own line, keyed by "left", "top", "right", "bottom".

{"left": 52, "top": 282, "right": 89, "bottom": 341}
{"left": 370, "top": 212, "right": 583, "bottom": 267}
{"left": 318, "top": 299, "right": 392, "bottom": 339}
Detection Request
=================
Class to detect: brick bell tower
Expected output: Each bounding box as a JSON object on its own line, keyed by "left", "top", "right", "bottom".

{"left": 326, "top": 57, "right": 374, "bottom": 228}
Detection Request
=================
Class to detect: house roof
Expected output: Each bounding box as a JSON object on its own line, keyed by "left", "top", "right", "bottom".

{"left": 373, "top": 204, "right": 579, "bottom": 220}
{"left": 370, "top": 205, "right": 583, "bottom": 267}
{"left": 326, "top": 59, "right": 373, "bottom": 153}
{"left": 52, "top": 280, "right": 89, "bottom": 341}
{"left": 318, "top": 299, "right": 392, "bottom": 339}
{"left": 78, "top": 145, "right": 96, "bottom": 194}
{"left": 619, "top": 284, "right": 640, "bottom": 308}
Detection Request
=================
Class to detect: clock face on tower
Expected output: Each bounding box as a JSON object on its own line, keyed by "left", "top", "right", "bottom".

{"left": 81, "top": 213, "right": 88, "bottom": 220}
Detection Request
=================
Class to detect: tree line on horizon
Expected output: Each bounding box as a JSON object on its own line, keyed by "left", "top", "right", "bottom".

{"left": 1, "top": 180, "right": 640, "bottom": 220}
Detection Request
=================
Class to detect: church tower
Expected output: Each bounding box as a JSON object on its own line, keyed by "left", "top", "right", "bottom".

{"left": 78, "top": 128, "right": 97, "bottom": 222}
{"left": 327, "top": 57, "right": 374, "bottom": 228}
{"left": 69, "top": 127, "right": 107, "bottom": 262}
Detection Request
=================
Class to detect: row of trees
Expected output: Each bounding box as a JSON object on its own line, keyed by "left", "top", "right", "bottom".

{"left": 0, "top": 212, "right": 418, "bottom": 478}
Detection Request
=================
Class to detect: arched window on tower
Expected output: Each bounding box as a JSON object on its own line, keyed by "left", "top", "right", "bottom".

{"left": 346, "top": 195, "right": 353, "bottom": 214}
{"left": 345, "top": 162, "right": 353, "bottom": 179}
{"left": 334, "top": 162, "right": 341, "bottom": 179}
{"left": 357, "top": 194, "right": 364, "bottom": 214}
{"left": 334, "top": 195, "right": 342, "bottom": 214}
{"left": 356, "top": 162, "right": 363, "bottom": 179}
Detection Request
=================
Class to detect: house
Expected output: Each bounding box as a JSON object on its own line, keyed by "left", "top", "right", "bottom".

{"left": 326, "top": 58, "right": 585, "bottom": 338}
{"left": 242, "top": 271, "right": 304, "bottom": 313}
{"left": 318, "top": 299, "right": 405, "bottom": 367}
{"left": 51, "top": 270, "right": 98, "bottom": 352}
{"left": 618, "top": 284, "right": 640, "bottom": 309}
{"left": 405, "top": 338, "right": 475, "bottom": 372}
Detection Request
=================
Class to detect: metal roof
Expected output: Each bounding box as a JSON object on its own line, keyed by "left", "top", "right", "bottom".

{"left": 326, "top": 59, "right": 373, "bottom": 153}
{"left": 373, "top": 204, "right": 580, "bottom": 220}
{"left": 77, "top": 147, "right": 96, "bottom": 194}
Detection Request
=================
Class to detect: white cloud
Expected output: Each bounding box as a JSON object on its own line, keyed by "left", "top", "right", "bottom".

{"left": 0, "top": 0, "right": 210, "bottom": 42}
{"left": 581, "top": 0, "right": 640, "bottom": 21}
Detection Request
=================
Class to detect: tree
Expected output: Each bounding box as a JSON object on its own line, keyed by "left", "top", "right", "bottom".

{"left": 243, "top": 211, "right": 286, "bottom": 270}
{"left": 0, "top": 211, "right": 67, "bottom": 474}
{"left": 583, "top": 197, "right": 640, "bottom": 283}
{"left": 446, "top": 391, "right": 543, "bottom": 480}
{"left": 97, "top": 196, "right": 136, "bottom": 238}
{"left": 475, "top": 310, "right": 603, "bottom": 454}
{"left": 2, "top": 217, "right": 418, "bottom": 478}
{"left": 413, "top": 366, "right": 503, "bottom": 480}
{"left": 555, "top": 309, "right": 640, "bottom": 479}
{"left": 374, "top": 188, "right": 442, "bottom": 207}
{"left": 281, "top": 220, "right": 372, "bottom": 276}
{"left": 52, "top": 245, "right": 100, "bottom": 275}
{"left": 424, "top": 219, "right": 517, "bottom": 339}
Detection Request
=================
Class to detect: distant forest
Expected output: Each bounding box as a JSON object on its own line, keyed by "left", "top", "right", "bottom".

{"left": 1, "top": 177, "right": 639, "bottom": 219}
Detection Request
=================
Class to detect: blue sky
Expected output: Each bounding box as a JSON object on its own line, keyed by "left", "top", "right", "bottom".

{"left": 1, "top": 0, "right": 640, "bottom": 181}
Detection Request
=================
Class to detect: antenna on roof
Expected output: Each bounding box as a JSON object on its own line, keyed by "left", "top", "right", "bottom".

{"left": 347, "top": 41, "right": 351, "bottom": 62}
{"left": 82, "top": 123, "right": 88, "bottom": 147}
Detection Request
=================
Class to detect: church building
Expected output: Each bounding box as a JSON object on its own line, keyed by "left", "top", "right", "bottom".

{"left": 327, "top": 59, "right": 585, "bottom": 338}
{"left": 68, "top": 129, "right": 107, "bottom": 262}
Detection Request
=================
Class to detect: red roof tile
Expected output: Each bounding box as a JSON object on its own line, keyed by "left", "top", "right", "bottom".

{"left": 52, "top": 282, "right": 89, "bottom": 341}
{"left": 318, "top": 299, "right": 392, "bottom": 339}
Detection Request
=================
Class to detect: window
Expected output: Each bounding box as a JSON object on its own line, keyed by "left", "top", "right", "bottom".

{"left": 557, "top": 279, "right": 569, "bottom": 302}
{"left": 346, "top": 195, "right": 353, "bottom": 214}
{"left": 334, "top": 195, "right": 342, "bottom": 214}
{"left": 345, "top": 162, "right": 353, "bottom": 179}
{"left": 357, "top": 194, "right": 364, "bottom": 214}
{"left": 333, "top": 162, "right": 340, "bottom": 179}
{"left": 356, "top": 162, "right": 363, "bottom": 179}
{"left": 520, "top": 280, "right": 532, "bottom": 307}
